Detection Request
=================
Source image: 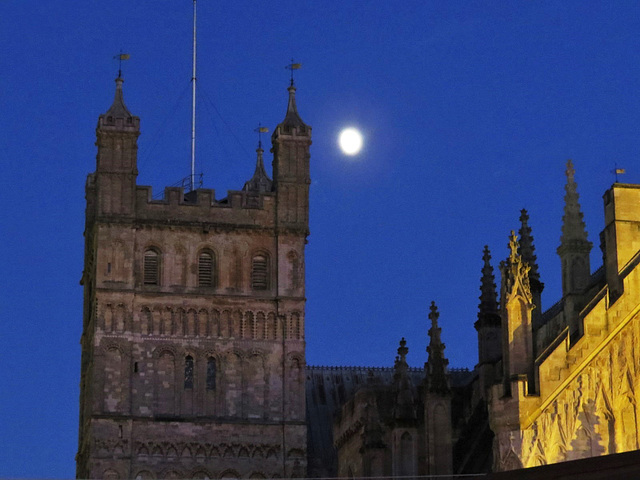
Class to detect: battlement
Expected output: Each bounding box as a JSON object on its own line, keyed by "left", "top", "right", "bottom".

{"left": 129, "top": 185, "right": 276, "bottom": 228}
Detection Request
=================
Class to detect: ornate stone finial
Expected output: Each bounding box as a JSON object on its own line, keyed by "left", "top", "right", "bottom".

{"left": 518, "top": 209, "right": 540, "bottom": 283}
{"left": 243, "top": 147, "right": 273, "bottom": 193}
{"left": 508, "top": 231, "right": 519, "bottom": 264}
{"left": 426, "top": 301, "right": 450, "bottom": 394}
{"left": 501, "top": 231, "right": 532, "bottom": 303}
{"left": 477, "top": 246, "right": 499, "bottom": 325}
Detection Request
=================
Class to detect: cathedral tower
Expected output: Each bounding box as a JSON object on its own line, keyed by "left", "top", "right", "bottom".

{"left": 77, "top": 77, "right": 311, "bottom": 479}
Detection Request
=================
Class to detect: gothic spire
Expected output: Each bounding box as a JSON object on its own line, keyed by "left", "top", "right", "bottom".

{"left": 557, "top": 159, "right": 592, "bottom": 297}
{"left": 559, "top": 160, "right": 591, "bottom": 247}
{"left": 243, "top": 146, "right": 273, "bottom": 193}
{"left": 280, "top": 84, "right": 307, "bottom": 128}
{"left": 426, "top": 302, "right": 450, "bottom": 394}
{"left": 476, "top": 246, "right": 500, "bottom": 329}
{"left": 518, "top": 209, "right": 540, "bottom": 284}
{"left": 393, "top": 337, "right": 416, "bottom": 420}
{"left": 101, "top": 77, "right": 134, "bottom": 123}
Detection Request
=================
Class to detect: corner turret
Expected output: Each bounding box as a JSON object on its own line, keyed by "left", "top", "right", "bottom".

{"left": 93, "top": 77, "right": 140, "bottom": 217}
{"left": 500, "top": 232, "right": 535, "bottom": 393}
{"left": 271, "top": 83, "right": 311, "bottom": 233}
{"left": 243, "top": 145, "right": 273, "bottom": 193}
{"left": 392, "top": 338, "right": 416, "bottom": 421}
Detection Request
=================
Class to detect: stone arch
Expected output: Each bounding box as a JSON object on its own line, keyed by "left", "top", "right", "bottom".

{"left": 195, "top": 445, "right": 207, "bottom": 459}
{"left": 231, "top": 309, "right": 242, "bottom": 338}
{"left": 161, "top": 470, "right": 181, "bottom": 480}
{"left": 255, "top": 311, "right": 266, "bottom": 340}
{"left": 244, "top": 311, "right": 255, "bottom": 339}
{"left": 245, "top": 352, "right": 266, "bottom": 419}
{"left": 103, "top": 468, "right": 120, "bottom": 479}
{"left": 238, "top": 446, "right": 250, "bottom": 457}
{"left": 134, "top": 470, "right": 155, "bottom": 480}
{"left": 197, "top": 247, "right": 218, "bottom": 288}
{"left": 210, "top": 308, "right": 221, "bottom": 337}
{"left": 251, "top": 250, "right": 271, "bottom": 290}
{"left": 151, "top": 444, "right": 163, "bottom": 456}
{"left": 198, "top": 308, "right": 210, "bottom": 337}
{"left": 137, "top": 444, "right": 149, "bottom": 456}
{"left": 220, "top": 309, "right": 232, "bottom": 338}
{"left": 289, "top": 312, "right": 302, "bottom": 340}
{"left": 143, "top": 246, "right": 162, "bottom": 286}
{"left": 103, "top": 304, "right": 114, "bottom": 332}
{"left": 191, "top": 469, "right": 213, "bottom": 480}
{"left": 114, "top": 304, "right": 126, "bottom": 333}
{"left": 173, "top": 243, "right": 187, "bottom": 286}
{"left": 287, "top": 250, "right": 300, "bottom": 291}
{"left": 220, "top": 469, "right": 240, "bottom": 479}
{"left": 155, "top": 349, "right": 176, "bottom": 415}
{"left": 399, "top": 431, "right": 414, "bottom": 476}
{"left": 103, "top": 345, "right": 126, "bottom": 413}
{"left": 108, "top": 240, "right": 126, "bottom": 281}
{"left": 224, "top": 351, "right": 243, "bottom": 417}
{"left": 139, "top": 306, "right": 152, "bottom": 335}
{"left": 186, "top": 308, "right": 198, "bottom": 337}
{"left": 166, "top": 445, "right": 178, "bottom": 458}
{"left": 181, "top": 445, "right": 192, "bottom": 458}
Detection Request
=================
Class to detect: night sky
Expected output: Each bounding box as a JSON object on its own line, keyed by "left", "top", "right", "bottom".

{"left": 2, "top": 1, "right": 640, "bottom": 477}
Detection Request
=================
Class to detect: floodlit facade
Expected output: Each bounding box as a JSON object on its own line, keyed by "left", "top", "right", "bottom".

{"left": 78, "top": 76, "right": 640, "bottom": 479}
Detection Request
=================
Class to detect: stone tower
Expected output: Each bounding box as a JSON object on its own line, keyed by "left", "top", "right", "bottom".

{"left": 76, "top": 76, "right": 311, "bottom": 479}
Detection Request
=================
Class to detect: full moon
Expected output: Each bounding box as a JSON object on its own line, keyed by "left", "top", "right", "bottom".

{"left": 338, "top": 128, "right": 363, "bottom": 155}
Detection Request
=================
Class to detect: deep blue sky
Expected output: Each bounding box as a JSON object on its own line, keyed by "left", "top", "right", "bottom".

{"left": 2, "top": 1, "right": 640, "bottom": 477}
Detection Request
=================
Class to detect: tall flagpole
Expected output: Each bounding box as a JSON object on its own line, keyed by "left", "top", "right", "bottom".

{"left": 190, "top": 0, "right": 197, "bottom": 191}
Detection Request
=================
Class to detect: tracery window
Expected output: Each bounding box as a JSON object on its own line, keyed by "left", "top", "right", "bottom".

{"left": 184, "top": 355, "right": 194, "bottom": 389}
{"left": 251, "top": 253, "right": 269, "bottom": 290}
{"left": 143, "top": 249, "right": 160, "bottom": 285}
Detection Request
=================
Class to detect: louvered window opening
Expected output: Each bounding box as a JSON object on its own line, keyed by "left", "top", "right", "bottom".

{"left": 143, "top": 250, "right": 159, "bottom": 285}
{"left": 198, "top": 252, "right": 214, "bottom": 287}
{"left": 184, "top": 356, "right": 194, "bottom": 389}
{"left": 252, "top": 255, "right": 268, "bottom": 290}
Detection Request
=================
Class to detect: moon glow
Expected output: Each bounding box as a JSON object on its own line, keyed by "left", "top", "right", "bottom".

{"left": 339, "top": 128, "right": 363, "bottom": 155}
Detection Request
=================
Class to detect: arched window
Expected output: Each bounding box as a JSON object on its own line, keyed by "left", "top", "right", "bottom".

{"left": 252, "top": 253, "right": 269, "bottom": 290}
{"left": 198, "top": 251, "right": 215, "bottom": 287}
{"left": 184, "top": 355, "right": 194, "bottom": 389}
{"left": 206, "top": 357, "right": 216, "bottom": 390}
{"left": 143, "top": 249, "right": 160, "bottom": 285}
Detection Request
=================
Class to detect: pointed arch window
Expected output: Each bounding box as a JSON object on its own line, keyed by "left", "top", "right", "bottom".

{"left": 143, "top": 249, "right": 160, "bottom": 285}
{"left": 206, "top": 357, "right": 216, "bottom": 390}
{"left": 198, "top": 251, "right": 215, "bottom": 287}
{"left": 252, "top": 253, "right": 269, "bottom": 290}
{"left": 184, "top": 355, "right": 194, "bottom": 389}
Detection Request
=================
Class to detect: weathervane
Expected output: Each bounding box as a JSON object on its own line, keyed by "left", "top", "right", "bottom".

{"left": 113, "top": 50, "right": 130, "bottom": 78}
{"left": 612, "top": 163, "right": 626, "bottom": 183}
{"left": 285, "top": 59, "right": 302, "bottom": 86}
{"left": 254, "top": 123, "right": 269, "bottom": 149}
